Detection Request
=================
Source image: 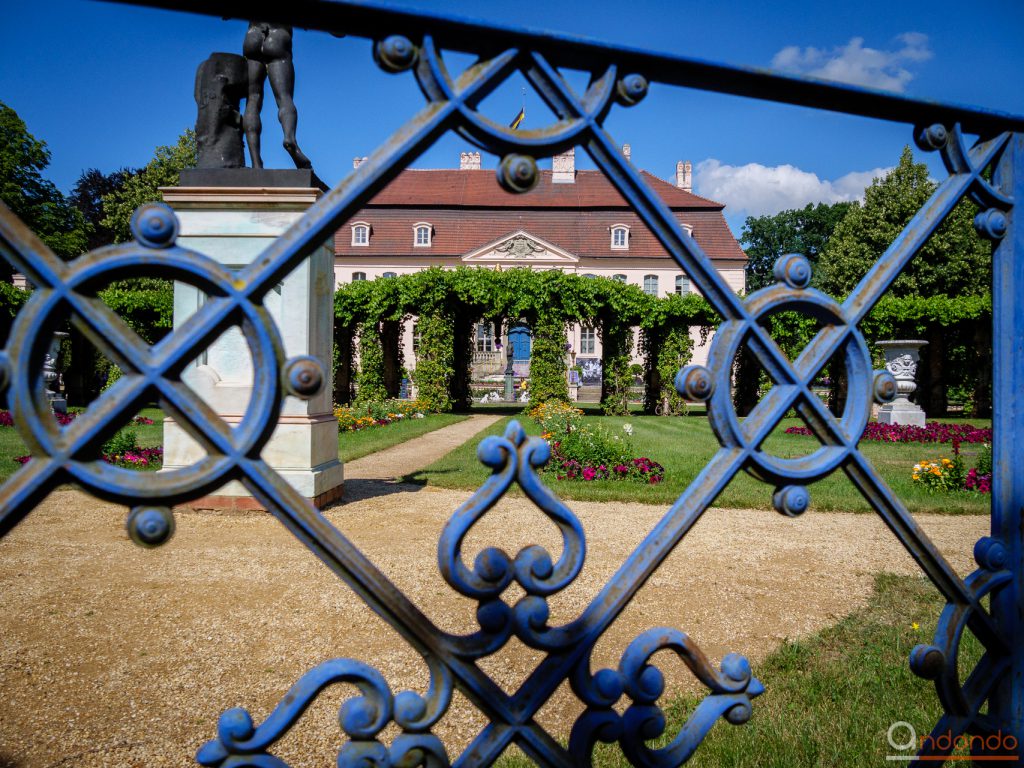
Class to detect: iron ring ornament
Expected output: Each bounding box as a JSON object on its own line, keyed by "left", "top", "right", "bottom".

{"left": 0, "top": 2, "right": 1020, "bottom": 764}
{"left": 705, "top": 255, "right": 873, "bottom": 491}
{"left": 6, "top": 204, "right": 288, "bottom": 506}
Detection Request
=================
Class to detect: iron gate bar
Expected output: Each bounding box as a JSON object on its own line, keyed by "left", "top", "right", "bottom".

{"left": 109, "top": 0, "right": 1024, "bottom": 135}
{"left": 0, "top": 1, "right": 1019, "bottom": 765}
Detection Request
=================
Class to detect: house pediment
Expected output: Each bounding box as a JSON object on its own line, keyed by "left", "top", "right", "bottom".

{"left": 462, "top": 230, "right": 578, "bottom": 263}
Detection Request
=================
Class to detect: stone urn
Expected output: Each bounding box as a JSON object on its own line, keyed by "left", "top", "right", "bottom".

{"left": 875, "top": 340, "right": 928, "bottom": 427}
{"left": 42, "top": 331, "right": 68, "bottom": 414}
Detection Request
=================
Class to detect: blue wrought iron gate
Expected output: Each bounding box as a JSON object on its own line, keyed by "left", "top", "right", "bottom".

{"left": 1, "top": 1, "right": 1022, "bottom": 765}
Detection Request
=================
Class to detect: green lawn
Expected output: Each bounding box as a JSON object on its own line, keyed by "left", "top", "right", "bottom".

{"left": 338, "top": 413, "right": 468, "bottom": 462}
{"left": 0, "top": 408, "right": 466, "bottom": 482}
{"left": 409, "top": 415, "right": 991, "bottom": 514}
{"left": 497, "top": 574, "right": 977, "bottom": 767}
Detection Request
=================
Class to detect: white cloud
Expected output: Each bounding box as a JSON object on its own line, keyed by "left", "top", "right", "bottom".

{"left": 771, "top": 32, "right": 932, "bottom": 92}
{"left": 694, "top": 159, "right": 891, "bottom": 218}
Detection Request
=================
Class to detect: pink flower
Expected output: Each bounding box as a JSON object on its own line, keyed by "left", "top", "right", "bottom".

{"left": 582, "top": 467, "right": 596, "bottom": 481}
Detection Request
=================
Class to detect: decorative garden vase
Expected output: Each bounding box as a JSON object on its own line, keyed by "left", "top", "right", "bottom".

{"left": 875, "top": 340, "right": 928, "bottom": 427}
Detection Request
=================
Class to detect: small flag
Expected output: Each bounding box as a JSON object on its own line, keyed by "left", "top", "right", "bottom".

{"left": 509, "top": 108, "right": 525, "bottom": 130}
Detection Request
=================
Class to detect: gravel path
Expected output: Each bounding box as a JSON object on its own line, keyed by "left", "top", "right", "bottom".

{"left": 341, "top": 414, "right": 501, "bottom": 501}
{"left": 0, "top": 423, "right": 989, "bottom": 766}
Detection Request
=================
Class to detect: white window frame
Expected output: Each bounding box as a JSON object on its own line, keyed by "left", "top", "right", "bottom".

{"left": 643, "top": 274, "right": 659, "bottom": 296}
{"left": 612, "top": 274, "right": 627, "bottom": 283}
{"left": 475, "top": 322, "right": 495, "bottom": 353}
{"left": 351, "top": 222, "right": 370, "bottom": 246}
{"left": 675, "top": 274, "right": 690, "bottom": 295}
{"left": 382, "top": 271, "right": 397, "bottom": 279}
{"left": 610, "top": 224, "right": 630, "bottom": 250}
{"left": 352, "top": 271, "right": 367, "bottom": 282}
{"left": 413, "top": 222, "right": 433, "bottom": 247}
{"left": 580, "top": 326, "right": 597, "bottom": 355}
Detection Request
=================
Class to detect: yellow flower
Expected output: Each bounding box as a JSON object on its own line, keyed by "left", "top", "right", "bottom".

{"left": 911, "top": 622, "right": 920, "bottom": 631}
{"left": 912, "top": 474, "right": 920, "bottom": 481}
{"left": 942, "top": 458, "right": 952, "bottom": 467}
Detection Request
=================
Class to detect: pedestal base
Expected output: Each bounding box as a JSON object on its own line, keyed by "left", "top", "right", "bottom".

{"left": 877, "top": 401, "right": 927, "bottom": 427}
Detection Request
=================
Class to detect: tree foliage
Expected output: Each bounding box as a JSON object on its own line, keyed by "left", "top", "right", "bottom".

{"left": 817, "top": 147, "right": 990, "bottom": 299}
{"left": 101, "top": 130, "right": 196, "bottom": 243}
{"left": 0, "top": 101, "right": 87, "bottom": 265}
{"left": 70, "top": 167, "right": 136, "bottom": 251}
{"left": 741, "top": 201, "right": 856, "bottom": 292}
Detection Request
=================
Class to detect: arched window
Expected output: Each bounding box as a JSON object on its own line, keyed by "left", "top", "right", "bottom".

{"left": 612, "top": 274, "right": 627, "bottom": 283}
{"left": 352, "top": 271, "right": 367, "bottom": 282}
{"left": 675, "top": 275, "right": 690, "bottom": 295}
{"left": 610, "top": 224, "right": 630, "bottom": 250}
{"left": 413, "top": 222, "right": 433, "bottom": 247}
{"left": 580, "top": 326, "right": 597, "bottom": 355}
{"left": 382, "top": 271, "right": 397, "bottom": 278}
{"left": 351, "top": 222, "right": 370, "bottom": 246}
{"left": 643, "top": 274, "right": 659, "bottom": 296}
{"left": 582, "top": 273, "right": 597, "bottom": 279}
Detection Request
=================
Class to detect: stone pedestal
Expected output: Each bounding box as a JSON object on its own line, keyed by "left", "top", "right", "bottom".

{"left": 160, "top": 173, "right": 343, "bottom": 510}
{"left": 876, "top": 340, "right": 928, "bottom": 428}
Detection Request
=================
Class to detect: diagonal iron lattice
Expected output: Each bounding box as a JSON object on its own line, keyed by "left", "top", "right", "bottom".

{"left": 1, "top": 1, "right": 1023, "bottom": 766}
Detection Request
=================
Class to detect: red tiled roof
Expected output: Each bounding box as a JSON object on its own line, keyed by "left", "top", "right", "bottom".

{"left": 335, "top": 169, "right": 746, "bottom": 262}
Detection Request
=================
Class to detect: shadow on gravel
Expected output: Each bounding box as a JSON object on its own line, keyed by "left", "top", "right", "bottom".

{"left": 337, "top": 478, "right": 429, "bottom": 504}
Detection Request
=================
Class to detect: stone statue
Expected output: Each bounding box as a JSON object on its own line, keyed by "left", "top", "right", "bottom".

{"left": 194, "top": 53, "right": 247, "bottom": 169}
{"left": 242, "top": 22, "right": 311, "bottom": 170}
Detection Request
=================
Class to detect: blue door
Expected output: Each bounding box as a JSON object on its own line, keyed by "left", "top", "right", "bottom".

{"left": 509, "top": 323, "right": 531, "bottom": 361}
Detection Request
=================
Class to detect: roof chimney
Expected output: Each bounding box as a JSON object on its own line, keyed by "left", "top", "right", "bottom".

{"left": 622, "top": 143, "right": 631, "bottom": 162}
{"left": 675, "top": 160, "right": 692, "bottom": 192}
{"left": 353, "top": 156, "right": 368, "bottom": 169}
{"left": 459, "top": 151, "right": 481, "bottom": 170}
{"left": 552, "top": 147, "right": 576, "bottom": 183}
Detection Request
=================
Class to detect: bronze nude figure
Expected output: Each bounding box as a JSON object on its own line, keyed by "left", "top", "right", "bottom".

{"left": 242, "top": 22, "right": 311, "bottom": 170}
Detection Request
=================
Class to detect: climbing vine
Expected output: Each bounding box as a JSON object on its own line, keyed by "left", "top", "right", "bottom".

{"left": 333, "top": 269, "right": 989, "bottom": 416}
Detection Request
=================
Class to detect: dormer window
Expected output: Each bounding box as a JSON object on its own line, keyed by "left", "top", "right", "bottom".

{"left": 611, "top": 224, "right": 630, "bottom": 250}
{"left": 351, "top": 222, "right": 370, "bottom": 246}
{"left": 414, "top": 222, "right": 433, "bottom": 247}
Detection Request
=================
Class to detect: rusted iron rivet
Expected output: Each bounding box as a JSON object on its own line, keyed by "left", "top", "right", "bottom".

{"left": 974, "top": 208, "right": 1008, "bottom": 241}
{"left": 914, "top": 123, "right": 948, "bottom": 152}
{"left": 130, "top": 202, "right": 179, "bottom": 249}
{"left": 126, "top": 506, "right": 176, "bottom": 548}
{"left": 773, "top": 253, "right": 812, "bottom": 289}
{"left": 909, "top": 644, "right": 945, "bottom": 680}
{"left": 873, "top": 370, "right": 898, "bottom": 404}
{"left": 285, "top": 356, "right": 324, "bottom": 399}
{"left": 497, "top": 154, "right": 539, "bottom": 194}
{"left": 674, "top": 364, "right": 713, "bottom": 401}
{"left": 615, "top": 74, "right": 648, "bottom": 106}
{"left": 772, "top": 484, "right": 809, "bottom": 517}
{"left": 374, "top": 35, "right": 417, "bottom": 73}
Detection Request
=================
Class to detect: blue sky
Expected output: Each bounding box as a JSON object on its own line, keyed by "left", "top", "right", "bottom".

{"left": 3, "top": 0, "right": 1023, "bottom": 235}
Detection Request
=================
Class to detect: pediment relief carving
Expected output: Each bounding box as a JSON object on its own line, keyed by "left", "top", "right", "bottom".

{"left": 462, "top": 230, "right": 578, "bottom": 263}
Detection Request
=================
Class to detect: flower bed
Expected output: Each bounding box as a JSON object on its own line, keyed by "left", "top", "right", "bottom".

{"left": 784, "top": 421, "right": 992, "bottom": 444}
{"left": 911, "top": 442, "right": 991, "bottom": 495}
{"left": 0, "top": 410, "right": 153, "bottom": 428}
{"left": 530, "top": 402, "right": 665, "bottom": 484}
{"left": 334, "top": 399, "right": 430, "bottom": 432}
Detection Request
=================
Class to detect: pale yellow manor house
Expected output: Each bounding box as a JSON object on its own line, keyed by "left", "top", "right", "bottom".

{"left": 332, "top": 147, "right": 747, "bottom": 392}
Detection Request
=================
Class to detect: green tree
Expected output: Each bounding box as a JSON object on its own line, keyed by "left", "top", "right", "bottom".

{"left": 741, "top": 201, "right": 856, "bottom": 292}
{"left": 817, "top": 147, "right": 990, "bottom": 299}
{"left": 101, "top": 130, "right": 196, "bottom": 243}
{"left": 70, "top": 167, "right": 136, "bottom": 251}
{"left": 0, "top": 100, "right": 87, "bottom": 267}
{"left": 818, "top": 146, "right": 992, "bottom": 416}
